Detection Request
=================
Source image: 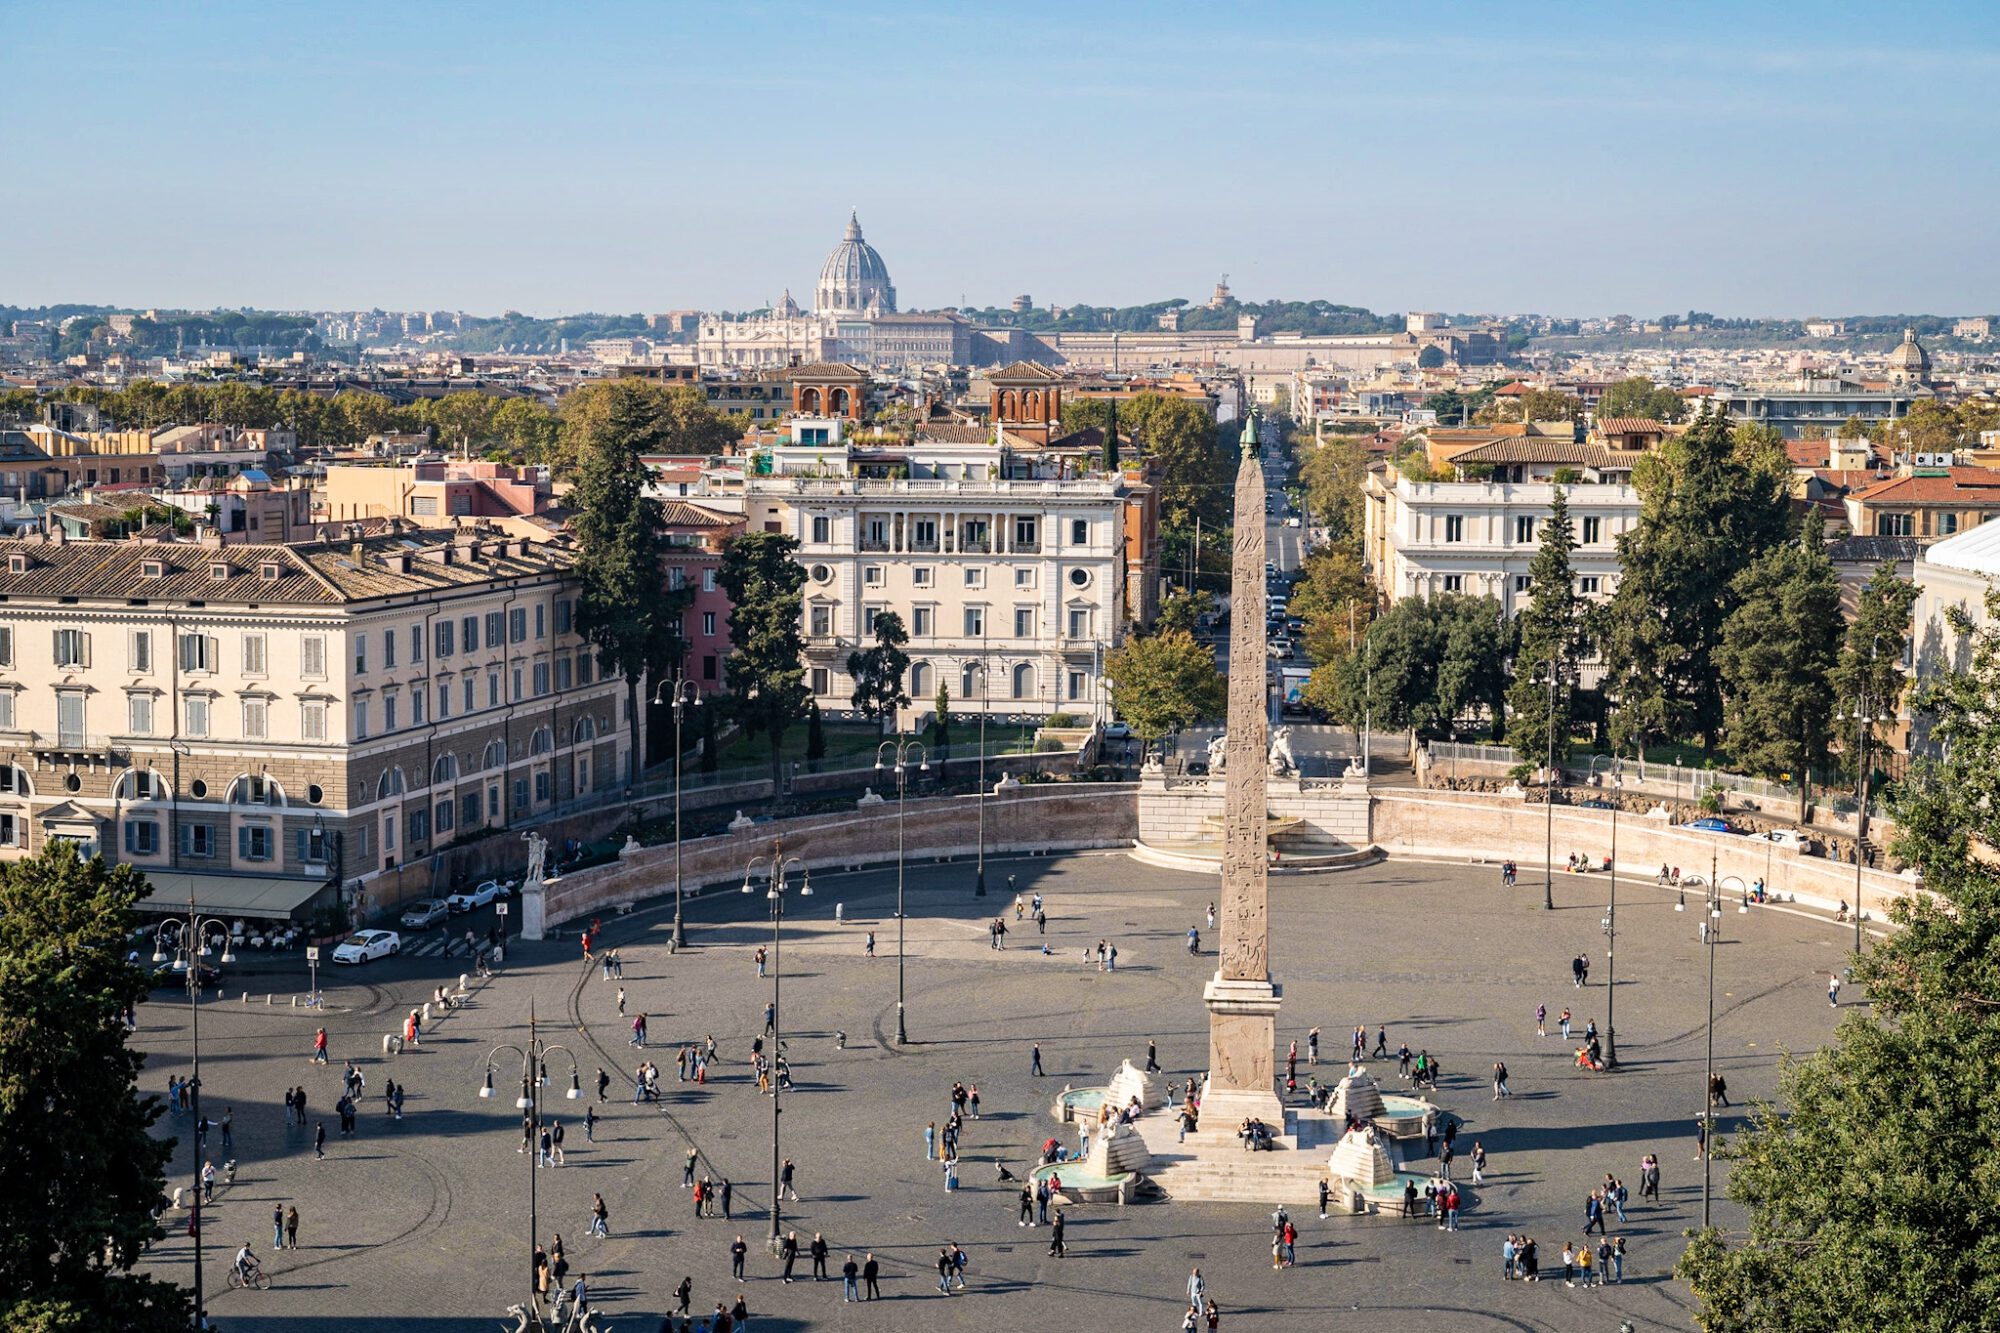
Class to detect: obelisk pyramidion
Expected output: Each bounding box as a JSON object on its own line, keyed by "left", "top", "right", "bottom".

{"left": 1200, "top": 411, "right": 1284, "bottom": 1130}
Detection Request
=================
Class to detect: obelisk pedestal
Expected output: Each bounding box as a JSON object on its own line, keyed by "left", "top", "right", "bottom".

{"left": 1199, "top": 413, "right": 1284, "bottom": 1131}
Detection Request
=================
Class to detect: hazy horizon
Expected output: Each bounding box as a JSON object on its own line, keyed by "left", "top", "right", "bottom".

{"left": 9, "top": 1, "right": 1997, "bottom": 319}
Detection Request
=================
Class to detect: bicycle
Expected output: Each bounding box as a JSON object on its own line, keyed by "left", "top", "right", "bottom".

{"left": 226, "top": 1262, "right": 272, "bottom": 1291}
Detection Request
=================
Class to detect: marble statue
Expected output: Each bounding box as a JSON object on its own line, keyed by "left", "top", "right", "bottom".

{"left": 522, "top": 831, "right": 548, "bottom": 891}
{"left": 1268, "top": 726, "right": 1298, "bottom": 777}
{"left": 1206, "top": 733, "right": 1228, "bottom": 775}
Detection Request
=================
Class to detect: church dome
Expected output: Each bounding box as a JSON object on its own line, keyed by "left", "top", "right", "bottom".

{"left": 1888, "top": 327, "right": 1930, "bottom": 378}
{"left": 815, "top": 212, "right": 896, "bottom": 316}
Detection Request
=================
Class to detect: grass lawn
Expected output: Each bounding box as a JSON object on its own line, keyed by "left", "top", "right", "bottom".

{"left": 712, "top": 719, "right": 888, "bottom": 770}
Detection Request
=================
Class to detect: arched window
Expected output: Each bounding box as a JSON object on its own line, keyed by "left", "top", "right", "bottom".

{"left": 227, "top": 773, "right": 284, "bottom": 806}
{"left": 909, "top": 661, "right": 932, "bottom": 698}
{"left": 431, "top": 754, "right": 459, "bottom": 785}
{"left": 530, "top": 726, "right": 553, "bottom": 757}
{"left": 962, "top": 663, "right": 980, "bottom": 699}
{"left": 117, "top": 768, "right": 166, "bottom": 801}
{"left": 0, "top": 765, "right": 35, "bottom": 799}
{"left": 375, "top": 767, "right": 406, "bottom": 800}
{"left": 1000, "top": 390, "right": 1017, "bottom": 420}
{"left": 800, "top": 387, "right": 821, "bottom": 414}
{"left": 1011, "top": 663, "right": 1036, "bottom": 700}
{"left": 573, "top": 716, "right": 597, "bottom": 744}
{"left": 482, "top": 739, "right": 507, "bottom": 771}
{"left": 830, "top": 387, "right": 850, "bottom": 415}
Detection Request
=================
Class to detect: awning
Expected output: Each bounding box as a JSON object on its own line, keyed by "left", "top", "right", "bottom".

{"left": 134, "top": 870, "right": 331, "bottom": 922}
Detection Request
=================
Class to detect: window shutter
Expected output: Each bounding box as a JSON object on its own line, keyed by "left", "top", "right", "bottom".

{"left": 295, "top": 829, "right": 309, "bottom": 862}
{"left": 237, "top": 826, "right": 250, "bottom": 861}
{"left": 124, "top": 822, "right": 136, "bottom": 854}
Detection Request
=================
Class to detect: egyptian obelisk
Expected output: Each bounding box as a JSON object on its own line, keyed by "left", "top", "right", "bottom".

{"left": 1200, "top": 411, "right": 1284, "bottom": 1129}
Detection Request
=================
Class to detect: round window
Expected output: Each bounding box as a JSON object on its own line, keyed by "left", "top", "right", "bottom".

{"left": 63, "top": 773, "right": 81, "bottom": 794}
{"left": 190, "top": 779, "right": 208, "bottom": 799}
{"left": 810, "top": 564, "right": 833, "bottom": 584}
{"left": 1068, "top": 567, "right": 1091, "bottom": 588}
{"left": 307, "top": 784, "right": 324, "bottom": 806}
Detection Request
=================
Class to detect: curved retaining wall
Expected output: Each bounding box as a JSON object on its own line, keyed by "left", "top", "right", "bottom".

{"left": 543, "top": 783, "right": 1139, "bottom": 927}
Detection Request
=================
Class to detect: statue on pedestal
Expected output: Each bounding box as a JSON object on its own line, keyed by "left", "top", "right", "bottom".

{"left": 1206, "top": 733, "right": 1228, "bottom": 775}
{"left": 1268, "top": 726, "right": 1298, "bottom": 777}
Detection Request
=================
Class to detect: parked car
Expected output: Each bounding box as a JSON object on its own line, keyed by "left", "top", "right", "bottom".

{"left": 1103, "top": 721, "right": 1133, "bottom": 739}
{"left": 1689, "top": 816, "right": 1739, "bottom": 834}
{"left": 151, "top": 961, "right": 222, "bottom": 990}
{"left": 445, "top": 880, "right": 505, "bottom": 913}
{"left": 400, "top": 898, "right": 451, "bottom": 929}
{"left": 1758, "top": 828, "right": 1814, "bottom": 850}
{"left": 1578, "top": 799, "right": 1613, "bottom": 810}
{"left": 331, "top": 929, "right": 401, "bottom": 964}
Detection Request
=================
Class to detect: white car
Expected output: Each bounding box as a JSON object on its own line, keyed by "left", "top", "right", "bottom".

{"left": 445, "top": 880, "right": 505, "bottom": 914}
{"left": 400, "top": 899, "right": 450, "bottom": 929}
{"left": 1104, "top": 721, "right": 1133, "bottom": 739}
{"left": 332, "top": 929, "right": 401, "bottom": 964}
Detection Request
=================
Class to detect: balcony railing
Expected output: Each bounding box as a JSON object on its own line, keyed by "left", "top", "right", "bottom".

{"left": 960, "top": 537, "right": 992, "bottom": 554}
{"left": 857, "top": 536, "right": 891, "bottom": 552}
{"left": 32, "top": 731, "right": 117, "bottom": 755}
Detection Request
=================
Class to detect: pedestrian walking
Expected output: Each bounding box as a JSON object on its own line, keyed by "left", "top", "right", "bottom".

{"left": 1640, "top": 1153, "right": 1660, "bottom": 1201}
{"left": 1536, "top": 1003, "right": 1547, "bottom": 1037}
{"left": 551, "top": 1118, "right": 566, "bottom": 1165}
{"left": 1047, "top": 1209, "right": 1066, "bottom": 1257}
{"left": 721, "top": 1178, "right": 733, "bottom": 1218}
{"left": 675, "top": 1275, "right": 694, "bottom": 1314}
{"left": 1146, "top": 1039, "right": 1160, "bottom": 1074}
{"left": 220, "top": 1107, "right": 233, "bottom": 1151}
{"left": 312, "top": 1028, "right": 328, "bottom": 1063}
{"left": 781, "top": 1157, "right": 798, "bottom": 1201}
{"left": 590, "top": 1192, "right": 610, "bottom": 1238}
{"left": 1492, "top": 1061, "right": 1510, "bottom": 1099}
{"left": 1031, "top": 1043, "right": 1044, "bottom": 1076}
{"left": 730, "top": 1234, "right": 747, "bottom": 1282}
{"left": 1471, "top": 1141, "right": 1487, "bottom": 1185}
{"left": 1828, "top": 971, "right": 1841, "bottom": 1006}
{"left": 313, "top": 1121, "right": 326, "bottom": 1160}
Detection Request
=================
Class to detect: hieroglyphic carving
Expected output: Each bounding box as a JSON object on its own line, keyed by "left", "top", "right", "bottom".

{"left": 1220, "top": 444, "right": 1269, "bottom": 983}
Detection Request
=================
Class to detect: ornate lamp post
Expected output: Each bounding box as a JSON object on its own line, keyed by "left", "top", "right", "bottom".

{"left": 655, "top": 678, "right": 702, "bottom": 949}
{"left": 968, "top": 655, "right": 990, "bottom": 899}
{"left": 1701, "top": 876, "right": 1724, "bottom": 1229}
{"left": 743, "top": 845, "right": 809, "bottom": 1251}
{"left": 1589, "top": 751, "right": 1622, "bottom": 1068}
{"left": 874, "top": 734, "right": 928, "bottom": 1044}
{"left": 151, "top": 895, "right": 235, "bottom": 1329}
{"left": 476, "top": 1001, "right": 580, "bottom": 1324}
{"left": 1541, "top": 658, "right": 1565, "bottom": 911}
{"left": 1850, "top": 683, "right": 1885, "bottom": 958}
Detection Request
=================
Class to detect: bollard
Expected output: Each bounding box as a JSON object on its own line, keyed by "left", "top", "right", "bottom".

{"left": 242, "top": 992, "right": 249, "bottom": 1003}
{"left": 458, "top": 973, "right": 469, "bottom": 994}
{"left": 835, "top": 1030, "right": 846, "bottom": 1049}
{"left": 834, "top": 902, "right": 844, "bottom": 923}
{"left": 290, "top": 995, "right": 298, "bottom": 1007}
{"left": 266, "top": 994, "right": 273, "bottom": 1006}
{"left": 422, "top": 1002, "right": 433, "bottom": 1024}
{"left": 383, "top": 1033, "right": 402, "bottom": 1057}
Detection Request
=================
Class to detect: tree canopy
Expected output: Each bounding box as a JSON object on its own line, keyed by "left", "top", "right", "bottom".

{"left": 1312, "top": 594, "right": 1508, "bottom": 741}
{"left": 718, "top": 531, "right": 811, "bottom": 793}
{"left": 846, "top": 611, "right": 911, "bottom": 734}
{"left": 0, "top": 844, "right": 187, "bottom": 1332}
{"left": 1595, "top": 375, "right": 1687, "bottom": 424}
{"left": 1716, "top": 510, "right": 1844, "bottom": 784}
{"left": 1105, "top": 629, "right": 1225, "bottom": 741}
{"left": 1505, "top": 486, "right": 1591, "bottom": 762}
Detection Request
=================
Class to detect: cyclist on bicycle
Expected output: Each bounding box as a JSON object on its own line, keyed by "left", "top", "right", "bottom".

{"left": 234, "top": 1241, "right": 260, "bottom": 1284}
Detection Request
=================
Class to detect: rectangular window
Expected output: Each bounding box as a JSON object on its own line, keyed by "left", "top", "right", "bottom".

{"left": 463, "top": 676, "right": 475, "bottom": 712}
{"left": 382, "top": 630, "right": 396, "bottom": 669}
{"left": 1014, "top": 608, "right": 1034, "bottom": 638}
{"left": 511, "top": 666, "right": 524, "bottom": 701}
{"left": 668, "top": 567, "right": 686, "bottom": 591}
{"left": 1068, "top": 609, "right": 1090, "bottom": 639}
{"left": 1442, "top": 574, "right": 1465, "bottom": 592}
{"left": 1939, "top": 512, "right": 1962, "bottom": 536}
{"left": 810, "top": 605, "right": 832, "bottom": 636}
{"left": 180, "top": 824, "right": 214, "bottom": 859}
{"left": 436, "top": 619, "right": 455, "bottom": 657}
{"left": 242, "top": 698, "right": 267, "bottom": 739}
{"left": 810, "top": 667, "right": 830, "bottom": 695}
{"left": 509, "top": 608, "right": 527, "bottom": 643}
{"left": 965, "top": 567, "right": 985, "bottom": 589}
{"left": 863, "top": 566, "right": 883, "bottom": 586}
{"left": 1514, "top": 574, "right": 1532, "bottom": 592}
{"left": 703, "top": 654, "right": 718, "bottom": 680}
{"left": 1579, "top": 576, "right": 1602, "bottom": 595}
{"left": 1068, "top": 670, "right": 1086, "bottom": 701}
{"left": 238, "top": 825, "right": 273, "bottom": 862}
{"left": 382, "top": 815, "right": 395, "bottom": 853}
{"left": 1014, "top": 517, "right": 1038, "bottom": 548}
{"left": 912, "top": 607, "right": 932, "bottom": 636}
{"left": 0, "top": 691, "right": 12, "bottom": 731}
{"left": 411, "top": 688, "right": 425, "bottom": 725}
{"left": 1515, "top": 516, "right": 1535, "bottom": 544}
{"left": 486, "top": 786, "right": 500, "bottom": 820}
{"left": 533, "top": 770, "right": 550, "bottom": 802}
{"left": 911, "top": 518, "right": 938, "bottom": 549}
{"left": 410, "top": 624, "right": 424, "bottom": 663}
{"left": 123, "top": 820, "right": 159, "bottom": 856}
{"left": 53, "top": 628, "right": 88, "bottom": 667}
{"left": 127, "top": 693, "right": 153, "bottom": 735}
{"left": 242, "top": 633, "right": 267, "bottom": 676}
{"left": 702, "top": 611, "right": 717, "bottom": 636}
{"left": 811, "top": 515, "right": 831, "bottom": 543}
{"left": 912, "top": 566, "right": 933, "bottom": 587}
{"left": 1071, "top": 518, "right": 1089, "bottom": 545}
{"left": 863, "top": 515, "right": 889, "bottom": 548}
{"left": 129, "top": 630, "right": 151, "bottom": 673}
{"left": 435, "top": 799, "right": 453, "bottom": 833}
{"left": 1581, "top": 516, "right": 1602, "bottom": 545}
{"left": 384, "top": 694, "right": 399, "bottom": 731}
{"left": 965, "top": 607, "right": 986, "bottom": 636}
{"left": 533, "top": 662, "right": 550, "bottom": 696}
{"left": 534, "top": 604, "right": 546, "bottom": 639}
{"left": 702, "top": 568, "right": 716, "bottom": 593}
{"left": 302, "top": 635, "right": 326, "bottom": 679}
{"left": 1876, "top": 512, "right": 1915, "bottom": 537}
{"left": 486, "top": 611, "right": 503, "bottom": 647}
{"left": 1444, "top": 516, "right": 1464, "bottom": 543}
{"left": 555, "top": 600, "right": 573, "bottom": 635}
{"left": 461, "top": 791, "right": 481, "bottom": 828}
{"left": 302, "top": 700, "right": 327, "bottom": 741}
{"left": 555, "top": 657, "right": 573, "bottom": 691}
{"left": 1015, "top": 568, "right": 1036, "bottom": 588}
{"left": 464, "top": 615, "right": 480, "bottom": 651}
{"left": 184, "top": 695, "right": 210, "bottom": 738}
{"left": 354, "top": 633, "right": 368, "bottom": 674}
{"left": 407, "top": 808, "right": 430, "bottom": 844}
{"left": 437, "top": 682, "right": 451, "bottom": 718}
{"left": 177, "top": 633, "right": 215, "bottom": 673}
{"left": 512, "top": 777, "right": 529, "bottom": 812}
{"left": 353, "top": 822, "right": 370, "bottom": 862}
{"left": 296, "top": 827, "right": 328, "bottom": 864}
{"left": 488, "top": 673, "right": 501, "bottom": 708}
{"left": 577, "top": 653, "right": 594, "bottom": 685}
{"left": 353, "top": 699, "right": 368, "bottom": 739}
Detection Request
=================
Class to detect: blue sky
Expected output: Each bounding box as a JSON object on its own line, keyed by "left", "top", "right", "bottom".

{"left": 7, "top": 0, "right": 1997, "bottom": 317}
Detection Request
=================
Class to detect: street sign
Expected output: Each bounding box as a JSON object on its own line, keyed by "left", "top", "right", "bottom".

{"left": 304, "top": 946, "right": 320, "bottom": 962}
{"left": 495, "top": 902, "right": 509, "bottom": 917}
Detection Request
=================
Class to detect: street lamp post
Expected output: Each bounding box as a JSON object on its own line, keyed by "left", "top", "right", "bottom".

{"left": 743, "top": 845, "right": 809, "bottom": 1251}
{"left": 476, "top": 1000, "right": 580, "bottom": 1325}
{"left": 1701, "top": 876, "right": 1723, "bottom": 1229}
{"left": 656, "top": 678, "right": 702, "bottom": 950}
{"left": 1589, "top": 752, "right": 1622, "bottom": 1068}
{"left": 971, "top": 653, "right": 989, "bottom": 898}
{"left": 875, "top": 735, "right": 928, "bottom": 1044}
{"left": 1542, "top": 659, "right": 1563, "bottom": 911}
{"left": 151, "top": 895, "right": 236, "bottom": 1330}
{"left": 1850, "top": 685, "right": 1881, "bottom": 959}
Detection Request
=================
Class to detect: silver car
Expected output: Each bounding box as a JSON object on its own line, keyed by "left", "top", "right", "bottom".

{"left": 400, "top": 899, "right": 450, "bottom": 929}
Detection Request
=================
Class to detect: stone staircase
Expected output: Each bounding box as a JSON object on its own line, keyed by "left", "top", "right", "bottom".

{"left": 1133, "top": 1106, "right": 1347, "bottom": 1206}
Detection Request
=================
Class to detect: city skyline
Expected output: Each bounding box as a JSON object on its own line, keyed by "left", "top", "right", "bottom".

{"left": 9, "top": 1, "right": 2000, "bottom": 317}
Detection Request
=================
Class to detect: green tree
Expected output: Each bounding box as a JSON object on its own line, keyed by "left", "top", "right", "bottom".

{"left": 1425, "top": 389, "right": 1469, "bottom": 425}
{"left": 1104, "top": 628, "right": 1226, "bottom": 742}
{"left": 0, "top": 844, "right": 188, "bottom": 1332}
{"left": 1289, "top": 545, "right": 1373, "bottom": 664}
{"left": 1716, "top": 511, "right": 1844, "bottom": 799}
{"left": 931, "top": 682, "right": 952, "bottom": 756}
{"left": 1832, "top": 562, "right": 1918, "bottom": 757}
{"left": 1153, "top": 588, "right": 1215, "bottom": 636}
{"left": 427, "top": 390, "right": 498, "bottom": 454}
{"left": 557, "top": 379, "right": 739, "bottom": 478}
{"left": 718, "top": 531, "right": 811, "bottom": 793}
{"left": 1603, "top": 406, "right": 1790, "bottom": 754}
{"left": 1595, "top": 375, "right": 1687, "bottom": 423}
{"left": 1298, "top": 433, "right": 1370, "bottom": 544}
{"left": 847, "top": 611, "right": 911, "bottom": 735}
{"left": 491, "top": 396, "right": 559, "bottom": 461}
{"left": 1416, "top": 345, "right": 1446, "bottom": 370}
{"left": 1086, "top": 393, "right": 1230, "bottom": 532}
{"left": 700, "top": 696, "right": 719, "bottom": 774}
{"left": 1315, "top": 595, "right": 1508, "bottom": 741}
{"left": 802, "top": 698, "right": 824, "bottom": 773}
{"left": 1730, "top": 420, "right": 1790, "bottom": 484}
{"left": 568, "top": 382, "right": 689, "bottom": 781}
{"left": 1505, "top": 486, "right": 1591, "bottom": 761}
{"left": 1676, "top": 599, "right": 2000, "bottom": 1331}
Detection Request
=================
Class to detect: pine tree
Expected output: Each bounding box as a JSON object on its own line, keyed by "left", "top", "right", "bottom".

{"left": 1505, "top": 485, "right": 1588, "bottom": 762}
{"left": 803, "top": 698, "right": 825, "bottom": 773}
{"left": 717, "top": 531, "right": 810, "bottom": 794}
{"left": 1716, "top": 509, "right": 1844, "bottom": 804}
{"left": 1677, "top": 591, "right": 2000, "bottom": 1330}
{"left": 933, "top": 681, "right": 952, "bottom": 758}
{"left": 1832, "top": 561, "right": 1919, "bottom": 765}
{"left": 846, "top": 611, "right": 911, "bottom": 736}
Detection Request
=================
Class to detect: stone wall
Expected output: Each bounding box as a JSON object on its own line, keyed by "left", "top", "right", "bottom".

{"left": 1137, "top": 775, "right": 1371, "bottom": 848}
{"left": 541, "top": 782, "right": 1139, "bottom": 927}
{"left": 1372, "top": 788, "right": 1920, "bottom": 922}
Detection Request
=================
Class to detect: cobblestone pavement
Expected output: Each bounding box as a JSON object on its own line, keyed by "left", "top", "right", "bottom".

{"left": 133, "top": 850, "right": 1852, "bottom": 1332}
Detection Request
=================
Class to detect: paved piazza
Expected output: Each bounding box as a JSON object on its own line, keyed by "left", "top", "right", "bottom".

{"left": 135, "top": 850, "right": 1853, "bottom": 1332}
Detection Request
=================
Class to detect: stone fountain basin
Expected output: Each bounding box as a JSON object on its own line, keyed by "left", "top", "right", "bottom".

{"left": 1052, "top": 1087, "right": 1107, "bottom": 1122}
{"left": 1032, "top": 1160, "right": 1141, "bottom": 1204}
{"left": 1199, "top": 813, "right": 1305, "bottom": 836}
